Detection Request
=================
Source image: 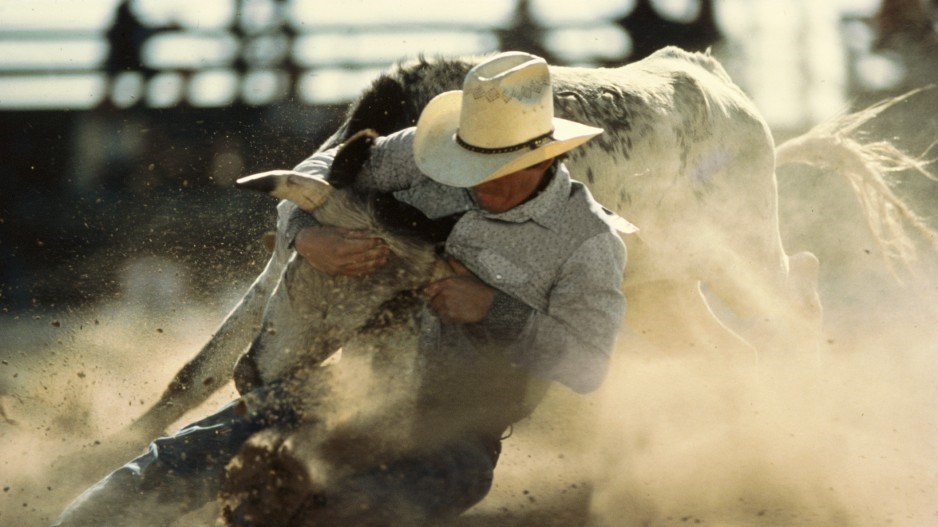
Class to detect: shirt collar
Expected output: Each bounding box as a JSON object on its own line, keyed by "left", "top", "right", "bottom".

{"left": 479, "top": 163, "right": 571, "bottom": 230}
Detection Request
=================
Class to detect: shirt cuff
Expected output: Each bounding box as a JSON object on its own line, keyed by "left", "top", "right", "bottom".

{"left": 283, "top": 203, "right": 321, "bottom": 249}
{"left": 475, "top": 290, "right": 533, "bottom": 344}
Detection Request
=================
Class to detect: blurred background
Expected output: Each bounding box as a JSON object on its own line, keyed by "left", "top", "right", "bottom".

{"left": 1, "top": 0, "right": 935, "bottom": 313}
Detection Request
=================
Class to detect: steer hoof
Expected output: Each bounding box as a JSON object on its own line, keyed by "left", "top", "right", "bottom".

{"left": 233, "top": 353, "right": 263, "bottom": 395}
{"left": 219, "top": 429, "right": 325, "bottom": 527}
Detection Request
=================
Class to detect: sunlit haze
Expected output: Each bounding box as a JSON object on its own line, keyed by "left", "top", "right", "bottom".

{"left": 0, "top": 0, "right": 890, "bottom": 127}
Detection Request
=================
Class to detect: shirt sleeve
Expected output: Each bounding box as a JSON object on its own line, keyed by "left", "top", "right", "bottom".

{"left": 473, "top": 231, "right": 626, "bottom": 394}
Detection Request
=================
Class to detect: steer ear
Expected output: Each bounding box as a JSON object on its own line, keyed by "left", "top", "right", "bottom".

{"left": 236, "top": 170, "right": 335, "bottom": 212}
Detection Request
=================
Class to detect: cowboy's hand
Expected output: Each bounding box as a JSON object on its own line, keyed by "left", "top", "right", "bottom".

{"left": 425, "top": 258, "right": 496, "bottom": 324}
{"left": 294, "top": 226, "right": 390, "bottom": 276}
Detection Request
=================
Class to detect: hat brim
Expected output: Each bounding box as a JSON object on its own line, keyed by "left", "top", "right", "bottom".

{"left": 413, "top": 91, "right": 603, "bottom": 188}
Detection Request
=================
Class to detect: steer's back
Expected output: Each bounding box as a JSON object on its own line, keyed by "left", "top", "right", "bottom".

{"left": 546, "top": 48, "right": 781, "bottom": 287}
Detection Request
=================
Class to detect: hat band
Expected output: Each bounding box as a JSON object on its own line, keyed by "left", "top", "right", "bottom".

{"left": 455, "top": 130, "right": 554, "bottom": 155}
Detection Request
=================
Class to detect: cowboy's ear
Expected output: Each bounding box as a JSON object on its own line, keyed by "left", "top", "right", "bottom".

{"left": 236, "top": 170, "right": 335, "bottom": 213}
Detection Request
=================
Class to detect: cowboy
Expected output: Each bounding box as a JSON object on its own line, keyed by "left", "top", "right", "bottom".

{"left": 53, "top": 51, "right": 627, "bottom": 526}
{"left": 279, "top": 51, "right": 628, "bottom": 523}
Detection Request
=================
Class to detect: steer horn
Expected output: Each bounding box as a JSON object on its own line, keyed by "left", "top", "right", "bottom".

{"left": 236, "top": 170, "right": 336, "bottom": 212}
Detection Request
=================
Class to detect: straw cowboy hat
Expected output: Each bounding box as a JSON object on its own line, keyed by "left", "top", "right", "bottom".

{"left": 413, "top": 51, "right": 603, "bottom": 188}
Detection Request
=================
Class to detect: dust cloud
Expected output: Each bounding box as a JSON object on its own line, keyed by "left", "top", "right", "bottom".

{"left": 460, "top": 271, "right": 937, "bottom": 526}
{"left": 585, "top": 307, "right": 938, "bottom": 526}
{"left": 0, "top": 275, "right": 243, "bottom": 526}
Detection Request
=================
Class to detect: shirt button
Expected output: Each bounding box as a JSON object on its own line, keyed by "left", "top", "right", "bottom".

{"left": 495, "top": 274, "right": 503, "bottom": 280}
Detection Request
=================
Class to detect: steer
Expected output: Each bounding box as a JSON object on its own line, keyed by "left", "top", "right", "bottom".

{"left": 124, "top": 46, "right": 933, "bottom": 448}
{"left": 229, "top": 137, "right": 451, "bottom": 400}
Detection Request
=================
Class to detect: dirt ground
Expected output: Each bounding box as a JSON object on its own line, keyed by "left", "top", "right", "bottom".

{"left": 2, "top": 252, "right": 936, "bottom": 526}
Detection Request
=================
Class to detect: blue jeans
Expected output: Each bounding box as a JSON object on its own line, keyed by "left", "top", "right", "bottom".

{"left": 53, "top": 394, "right": 498, "bottom": 526}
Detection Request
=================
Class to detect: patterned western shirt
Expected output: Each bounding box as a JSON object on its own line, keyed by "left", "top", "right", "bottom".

{"left": 286, "top": 128, "right": 626, "bottom": 427}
